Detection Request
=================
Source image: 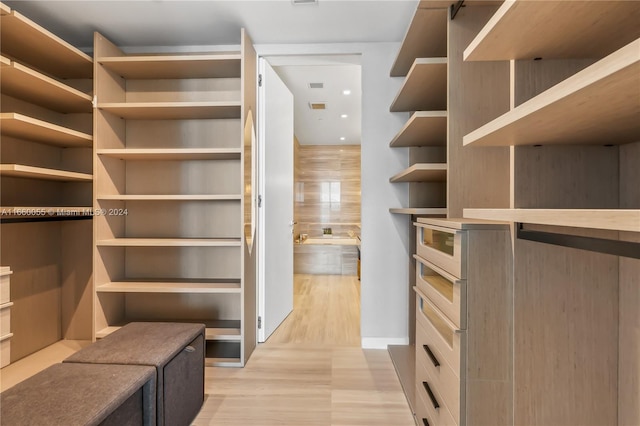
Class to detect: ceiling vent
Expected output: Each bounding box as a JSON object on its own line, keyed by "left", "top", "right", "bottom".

{"left": 308, "top": 82, "right": 324, "bottom": 89}
{"left": 309, "top": 102, "right": 326, "bottom": 110}
{"left": 292, "top": 0, "right": 318, "bottom": 4}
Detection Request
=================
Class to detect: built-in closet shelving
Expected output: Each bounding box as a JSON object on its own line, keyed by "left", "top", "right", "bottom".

{"left": 93, "top": 30, "right": 257, "bottom": 367}
{"left": 0, "top": 2, "right": 94, "bottom": 362}
{"left": 459, "top": 1, "right": 640, "bottom": 425}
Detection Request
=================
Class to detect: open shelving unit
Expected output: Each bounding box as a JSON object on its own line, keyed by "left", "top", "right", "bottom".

{"left": 389, "top": 111, "right": 447, "bottom": 147}
{"left": 0, "top": 2, "right": 94, "bottom": 364}
{"left": 93, "top": 30, "right": 257, "bottom": 367}
{"left": 459, "top": 2, "right": 640, "bottom": 425}
{"left": 464, "top": 39, "right": 640, "bottom": 147}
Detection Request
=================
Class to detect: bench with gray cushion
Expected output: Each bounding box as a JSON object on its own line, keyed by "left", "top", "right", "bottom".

{"left": 64, "top": 322, "right": 205, "bottom": 426}
{"left": 0, "top": 362, "right": 156, "bottom": 426}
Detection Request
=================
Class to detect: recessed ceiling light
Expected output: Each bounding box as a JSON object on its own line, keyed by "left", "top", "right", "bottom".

{"left": 342, "top": 90, "right": 351, "bottom": 95}
{"left": 340, "top": 114, "right": 348, "bottom": 118}
{"left": 340, "top": 137, "right": 346, "bottom": 141}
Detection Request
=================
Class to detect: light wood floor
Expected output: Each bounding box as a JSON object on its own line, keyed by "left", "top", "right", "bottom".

{"left": 0, "top": 274, "right": 414, "bottom": 425}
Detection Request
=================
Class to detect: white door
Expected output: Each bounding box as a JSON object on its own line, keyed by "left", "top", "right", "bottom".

{"left": 257, "top": 58, "right": 294, "bottom": 342}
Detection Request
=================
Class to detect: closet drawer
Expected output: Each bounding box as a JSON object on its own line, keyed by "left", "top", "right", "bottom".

{"left": 415, "top": 223, "right": 466, "bottom": 279}
{"left": 416, "top": 319, "right": 462, "bottom": 425}
{"left": 415, "top": 254, "right": 466, "bottom": 329}
{"left": 0, "top": 302, "right": 12, "bottom": 337}
{"left": 415, "top": 288, "right": 464, "bottom": 378}
{"left": 415, "top": 358, "right": 458, "bottom": 426}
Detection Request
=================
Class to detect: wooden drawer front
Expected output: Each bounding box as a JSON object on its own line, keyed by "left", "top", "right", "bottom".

{"left": 416, "top": 224, "right": 466, "bottom": 279}
{"left": 415, "top": 254, "right": 466, "bottom": 329}
{"left": 415, "top": 359, "right": 458, "bottom": 426}
{"left": 417, "top": 319, "right": 463, "bottom": 425}
{"left": 0, "top": 302, "right": 12, "bottom": 337}
{"left": 415, "top": 289, "right": 464, "bottom": 377}
{"left": 0, "top": 274, "right": 10, "bottom": 305}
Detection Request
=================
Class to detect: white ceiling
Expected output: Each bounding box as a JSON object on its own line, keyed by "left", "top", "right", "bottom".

{"left": 5, "top": 1, "right": 418, "bottom": 146}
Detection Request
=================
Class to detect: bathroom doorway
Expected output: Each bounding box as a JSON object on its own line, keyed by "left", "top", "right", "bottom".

{"left": 257, "top": 54, "right": 362, "bottom": 345}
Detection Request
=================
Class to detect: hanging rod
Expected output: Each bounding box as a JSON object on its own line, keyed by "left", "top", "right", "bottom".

{"left": 450, "top": 0, "right": 465, "bottom": 19}
{"left": 516, "top": 224, "right": 640, "bottom": 259}
{"left": 1, "top": 216, "right": 93, "bottom": 224}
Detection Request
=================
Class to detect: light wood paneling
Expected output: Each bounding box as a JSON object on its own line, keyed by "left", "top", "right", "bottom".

{"left": 295, "top": 145, "right": 360, "bottom": 238}
{"left": 447, "top": 5, "right": 510, "bottom": 217}
{"left": 464, "top": 0, "right": 640, "bottom": 61}
{"left": 514, "top": 228, "right": 618, "bottom": 426}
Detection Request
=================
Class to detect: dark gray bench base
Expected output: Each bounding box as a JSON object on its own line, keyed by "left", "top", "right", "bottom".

{"left": 0, "top": 363, "right": 156, "bottom": 426}
{"left": 64, "top": 322, "right": 205, "bottom": 426}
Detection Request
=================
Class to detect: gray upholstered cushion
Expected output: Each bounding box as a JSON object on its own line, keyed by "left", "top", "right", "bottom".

{"left": 64, "top": 322, "right": 205, "bottom": 367}
{"left": 0, "top": 363, "right": 156, "bottom": 426}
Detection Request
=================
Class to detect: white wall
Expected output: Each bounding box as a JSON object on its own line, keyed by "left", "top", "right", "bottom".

{"left": 256, "top": 42, "right": 411, "bottom": 348}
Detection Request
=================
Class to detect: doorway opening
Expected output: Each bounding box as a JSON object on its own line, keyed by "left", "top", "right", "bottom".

{"left": 257, "top": 55, "right": 362, "bottom": 346}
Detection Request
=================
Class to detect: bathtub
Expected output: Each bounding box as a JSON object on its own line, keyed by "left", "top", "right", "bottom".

{"left": 294, "top": 237, "right": 360, "bottom": 275}
{"left": 301, "top": 237, "right": 359, "bottom": 246}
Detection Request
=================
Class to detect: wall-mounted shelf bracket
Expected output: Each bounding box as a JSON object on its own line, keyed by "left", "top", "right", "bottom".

{"left": 516, "top": 223, "right": 640, "bottom": 259}
{"left": 450, "top": 1, "right": 465, "bottom": 20}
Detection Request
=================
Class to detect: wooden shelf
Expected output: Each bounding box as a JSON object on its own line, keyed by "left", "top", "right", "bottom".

{"left": 97, "top": 148, "right": 241, "bottom": 160}
{"left": 388, "top": 345, "right": 416, "bottom": 413}
{"left": 0, "top": 57, "right": 92, "bottom": 112}
{"left": 0, "top": 164, "right": 92, "bottom": 182}
{"left": 390, "top": 163, "right": 447, "bottom": 183}
{"left": 463, "top": 209, "right": 640, "bottom": 233}
{"left": 206, "top": 357, "right": 242, "bottom": 368}
{"left": 464, "top": 39, "right": 640, "bottom": 147}
{"left": 97, "top": 280, "right": 241, "bottom": 294}
{"left": 0, "top": 9, "right": 92, "bottom": 78}
{"left": 464, "top": 0, "right": 640, "bottom": 61}
{"left": 0, "top": 113, "right": 92, "bottom": 147}
{"left": 96, "top": 238, "right": 242, "bottom": 247}
{"left": 389, "top": 208, "right": 447, "bottom": 216}
{"left": 98, "top": 54, "right": 241, "bottom": 79}
{"left": 390, "top": 7, "right": 448, "bottom": 77}
{"left": 389, "top": 111, "right": 447, "bottom": 147}
{"left": 390, "top": 58, "right": 447, "bottom": 112}
{"left": 97, "top": 194, "right": 241, "bottom": 201}
{"left": 206, "top": 328, "right": 241, "bottom": 341}
{"left": 99, "top": 102, "right": 241, "bottom": 120}
{"left": 96, "top": 321, "right": 241, "bottom": 342}
{"left": 0, "top": 206, "right": 93, "bottom": 219}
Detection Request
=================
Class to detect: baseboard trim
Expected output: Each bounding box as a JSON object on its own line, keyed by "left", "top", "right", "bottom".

{"left": 361, "top": 337, "right": 409, "bottom": 349}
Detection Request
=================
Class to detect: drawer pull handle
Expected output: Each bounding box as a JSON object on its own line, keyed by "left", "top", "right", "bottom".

{"left": 422, "top": 419, "right": 430, "bottom": 426}
{"left": 423, "top": 345, "right": 440, "bottom": 367}
{"left": 422, "top": 381, "right": 440, "bottom": 410}
{"left": 184, "top": 345, "right": 195, "bottom": 353}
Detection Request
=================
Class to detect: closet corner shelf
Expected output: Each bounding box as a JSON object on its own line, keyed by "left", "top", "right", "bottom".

{"left": 0, "top": 2, "right": 10, "bottom": 15}
{"left": 390, "top": 163, "right": 447, "bottom": 183}
{"left": 464, "top": 0, "right": 640, "bottom": 61}
{"left": 97, "top": 194, "right": 242, "bottom": 201}
{"left": 96, "top": 280, "right": 242, "bottom": 294}
{"left": 96, "top": 238, "right": 242, "bottom": 247}
{"left": 389, "top": 111, "right": 447, "bottom": 147}
{"left": 463, "top": 39, "right": 640, "bottom": 147}
{"left": 98, "top": 53, "right": 242, "bottom": 79}
{"left": 0, "top": 164, "right": 92, "bottom": 182}
{"left": 97, "top": 148, "right": 241, "bottom": 161}
{"left": 390, "top": 58, "right": 447, "bottom": 112}
{"left": 0, "top": 113, "right": 92, "bottom": 147}
{"left": 389, "top": 207, "right": 447, "bottom": 216}
{"left": 98, "top": 102, "right": 241, "bottom": 120}
{"left": 0, "top": 57, "right": 93, "bottom": 112}
{"left": 0, "top": 9, "right": 93, "bottom": 78}
{"left": 390, "top": 7, "right": 448, "bottom": 77}
{"left": 463, "top": 208, "right": 640, "bottom": 233}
